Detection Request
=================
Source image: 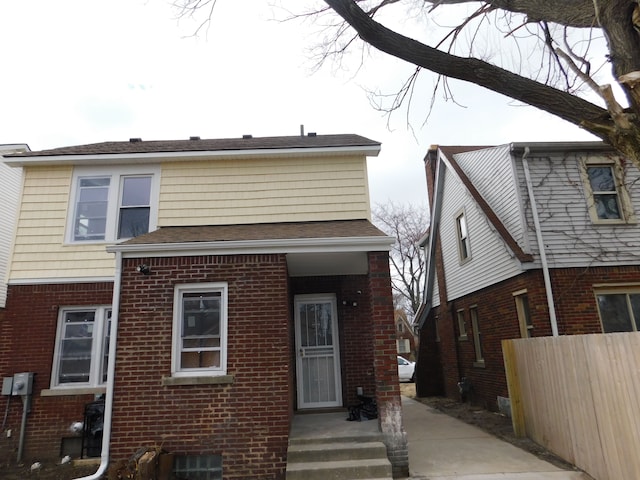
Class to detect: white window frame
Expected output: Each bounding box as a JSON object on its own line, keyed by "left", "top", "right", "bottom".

{"left": 67, "top": 165, "right": 160, "bottom": 244}
{"left": 455, "top": 209, "right": 471, "bottom": 263}
{"left": 470, "top": 306, "right": 484, "bottom": 367}
{"left": 580, "top": 157, "right": 636, "bottom": 225}
{"left": 172, "top": 282, "right": 228, "bottom": 377}
{"left": 513, "top": 289, "right": 533, "bottom": 338}
{"left": 51, "top": 306, "right": 111, "bottom": 389}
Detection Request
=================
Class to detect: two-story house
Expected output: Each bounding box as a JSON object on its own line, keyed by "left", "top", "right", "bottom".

{"left": 416, "top": 142, "right": 640, "bottom": 410}
{"left": 0, "top": 134, "right": 408, "bottom": 479}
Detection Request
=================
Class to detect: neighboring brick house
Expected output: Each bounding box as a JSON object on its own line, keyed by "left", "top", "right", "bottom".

{"left": 0, "top": 134, "right": 408, "bottom": 479}
{"left": 415, "top": 142, "right": 640, "bottom": 410}
{"left": 394, "top": 309, "right": 417, "bottom": 360}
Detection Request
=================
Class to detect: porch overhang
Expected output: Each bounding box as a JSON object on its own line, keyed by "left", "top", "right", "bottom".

{"left": 106, "top": 220, "right": 394, "bottom": 277}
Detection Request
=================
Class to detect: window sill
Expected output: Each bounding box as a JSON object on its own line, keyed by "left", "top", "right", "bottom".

{"left": 162, "top": 375, "right": 234, "bottom": 386}
{"left": 41, "top": 386, "right": 106, "bottom": 397}
{"left": 458, "top": 335, "right": 468, "bottom": 341}
{"left": 473, "top": 360, "right": 486, "bottom": 369}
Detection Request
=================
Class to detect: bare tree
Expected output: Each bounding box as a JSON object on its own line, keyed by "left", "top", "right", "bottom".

{"left": 317, "top": 0, "right": 640, "bottom": 167}
{"left": 373, "top": 203, "right": 428, "bottom": 316}
{"left": 174, "top": 0, "right": 640, "bottom": 167}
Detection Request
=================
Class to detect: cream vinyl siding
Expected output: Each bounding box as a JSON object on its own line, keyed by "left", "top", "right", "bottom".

{"left": 439, "top": 165, "right": 522, "bottom": 301}
{"left": 9, "top": 166, "right": 115, "bottom": 281}
{"left": 455, "top": 146, "right": 529, "bottom": 252}
{"left": 0, "top": 160, "right": 22, "bottom": 306}
{"left": 158, "top": 155, "right": 371, "bottom": 226}
{"left": 517, "top": 152, "right": 640, "bottom": 268}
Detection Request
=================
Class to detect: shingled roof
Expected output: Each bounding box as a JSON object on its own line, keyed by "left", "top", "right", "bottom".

{"left": 120, "top": 219, "right": 388, "bottom": 246}
{"left": 6, "top": 134, "right": 380, "bottom": 157}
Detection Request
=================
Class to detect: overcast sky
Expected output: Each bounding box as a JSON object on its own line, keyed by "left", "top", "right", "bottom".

{"left": 0, "top": 0, "right": 599, "bottom": 208}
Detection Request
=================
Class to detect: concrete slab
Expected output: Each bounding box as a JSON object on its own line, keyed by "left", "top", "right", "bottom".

{"left": 402, "top": 396, "right": 593, "bottom": 480}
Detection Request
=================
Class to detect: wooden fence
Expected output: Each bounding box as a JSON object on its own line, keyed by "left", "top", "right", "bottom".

{"left": 503, "top": 333, "right": 640, "bottom": 480}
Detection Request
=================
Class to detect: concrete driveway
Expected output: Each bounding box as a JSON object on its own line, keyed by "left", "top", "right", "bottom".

{"left": 402, "top": 395, "right": 594, "bottom": 480}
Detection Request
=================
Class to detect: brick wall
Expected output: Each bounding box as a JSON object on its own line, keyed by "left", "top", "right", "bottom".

{"left": 111, "top": 254, "right": 291, "bottom": 479}
{"left": 419, "top": 265, "right": 640, "bottom": 411}
{"left": 0, "top": 282, "right": 114, "bottom": 463}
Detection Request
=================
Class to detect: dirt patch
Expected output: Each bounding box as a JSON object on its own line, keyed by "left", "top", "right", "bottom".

{"left": 399, "top": 383, "right": 578, "bottom": 471}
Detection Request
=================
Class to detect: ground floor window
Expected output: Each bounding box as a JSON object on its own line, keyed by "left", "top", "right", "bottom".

{"left": 470, "top": 306, "right": 484, "bottom": 367}
{"left": 174, "top": 455, "right": 222, "bottom": 480}
{"left": 52, "top": 306, "right": 111, "bottom": 388}
{"left": 173, "top": 282, "right": 228, "bottom": 376}
{"left": 513, "top": 290, "right": 533, "bottom": 338}
{"left": 596, "top": 290, "right": 640, "bottom": 333}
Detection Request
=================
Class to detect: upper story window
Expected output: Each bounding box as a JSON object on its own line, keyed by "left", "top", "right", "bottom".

{"left": 51, "top": 306, "right": 111, "bottom": 388}
{"left": 581, "top": 158, "right": 635, "bottom": 225}
{"left": 69, "top": 166, "right": 159, "bottom": 243}
{"left": 455, "top": 209, "right": 471, "bottom": 263}
{"left": 172, "top": 283, "right": 228, "bottom": 377}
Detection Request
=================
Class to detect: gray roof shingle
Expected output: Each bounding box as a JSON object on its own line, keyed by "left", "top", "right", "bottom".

{"left": 121, "top": 219, "right": 387, "bottom": 246}
{"left": 7, "top": 134, "right": 380, "bottom": 157}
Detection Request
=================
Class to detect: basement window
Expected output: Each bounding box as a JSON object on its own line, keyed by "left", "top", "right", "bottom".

{"left": 174, "top": 455, "right": 222, "bottom": 480}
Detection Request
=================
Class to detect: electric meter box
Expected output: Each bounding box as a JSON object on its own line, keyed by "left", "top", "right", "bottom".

{"left": 12, "top": 372, "right": 34, "bottom": 396}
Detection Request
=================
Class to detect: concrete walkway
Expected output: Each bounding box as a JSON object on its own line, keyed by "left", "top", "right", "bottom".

{"left": 402, "top": 396, "right": 594, "bottom": 480}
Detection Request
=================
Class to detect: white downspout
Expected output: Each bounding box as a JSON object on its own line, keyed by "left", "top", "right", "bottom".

{"left": 75, "top": 251, "right": 122, "bottom": 479}
{"left": 522, "top": 147, "right": 559, "bottom": 337}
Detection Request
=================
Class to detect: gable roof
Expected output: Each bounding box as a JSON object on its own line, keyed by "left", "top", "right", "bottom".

{"left": 2, "top": 134, "right": 381, "bottom": 166}
{"left": 439, "top": 146, "right": 534, "bottom": 263}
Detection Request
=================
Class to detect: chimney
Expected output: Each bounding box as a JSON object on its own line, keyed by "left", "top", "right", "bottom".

{"left": 129, "top": 138, "right": 142, "bottom": 143}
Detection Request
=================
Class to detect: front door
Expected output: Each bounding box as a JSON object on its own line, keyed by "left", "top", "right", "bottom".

{"left": 294, "top": 294, "right": 342, "bottom": 409}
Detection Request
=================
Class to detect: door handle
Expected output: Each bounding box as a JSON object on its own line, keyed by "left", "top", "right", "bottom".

{"left": 299, "top": 349, "right": 305, "bottom": 358}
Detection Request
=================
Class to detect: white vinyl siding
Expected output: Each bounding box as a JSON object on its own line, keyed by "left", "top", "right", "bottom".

{"left": 517, "top": 152, "right": 640, "bottom": 269}
{"left": 0, "top": 152, "right": 23, "bottom": 307}
{"left": 439, "top": 166, "right": 522, "bottom": 301}
{"left": 158, "top": 155, "right": 370, "bottom": 226}
{"left": 455, "top": 146, "right": 528, "bottom": 251}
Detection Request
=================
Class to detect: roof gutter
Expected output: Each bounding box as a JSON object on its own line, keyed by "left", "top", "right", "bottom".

{"left": 521, "top": 147, "right": 559, "bottom": 337}
{"left": 107, "top": 235, "right": 395, "bottom": 257}
{"left": 74, "top": 251, "right": 122, "bottom": 480}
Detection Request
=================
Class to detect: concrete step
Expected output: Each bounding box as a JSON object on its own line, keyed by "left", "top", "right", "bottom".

{"left": 287, "top": 441, "right": 387, "bottom": 463}
{"left": 285, "top": 458, "right": 392, "bottom": 480}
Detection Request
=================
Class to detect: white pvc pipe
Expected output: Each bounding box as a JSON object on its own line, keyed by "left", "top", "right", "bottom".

{"left": 75, "top": 250, "right": 122, "bottom": 479}
{"left": 522, "top": 147, "right": 559, "bottom": 337}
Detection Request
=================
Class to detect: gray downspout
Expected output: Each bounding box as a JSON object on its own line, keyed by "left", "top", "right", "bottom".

{"left": 522, "top": 147, "right": 559, "bottom": 337}
{"left": 75, "top": 250, "right": 123, "bottom": 479}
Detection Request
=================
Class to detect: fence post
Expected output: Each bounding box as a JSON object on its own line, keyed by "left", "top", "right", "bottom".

{"left": 502, "top": 339, "right": 526, "bottom": 437}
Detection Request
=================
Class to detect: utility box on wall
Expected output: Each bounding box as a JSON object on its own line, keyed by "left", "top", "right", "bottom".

{"left": 1, "top": 377, "right": 12, "bottom": 395}
{"left": 11, "top": 372, "right": 34, "bottom": 396}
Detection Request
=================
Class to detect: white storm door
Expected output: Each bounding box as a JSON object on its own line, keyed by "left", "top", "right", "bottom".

{"left": 295, "top": 294, "right": 342, "bottom": 409}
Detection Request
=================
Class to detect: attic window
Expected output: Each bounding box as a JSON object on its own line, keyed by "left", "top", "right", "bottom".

{"left": 455, "top": 209, "right": 471, "bottom": 263}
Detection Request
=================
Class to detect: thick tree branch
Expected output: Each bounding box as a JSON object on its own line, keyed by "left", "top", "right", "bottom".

{"left": 325, "top": 0, "right": 609, "bottom": 134}
{"left": 428, "top": 0, "right": 598, "bottom": 28}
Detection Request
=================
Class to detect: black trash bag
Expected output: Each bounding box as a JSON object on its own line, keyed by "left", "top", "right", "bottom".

{"left": 346, "top": 394, "right": 378, "bottom": 421}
